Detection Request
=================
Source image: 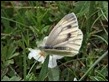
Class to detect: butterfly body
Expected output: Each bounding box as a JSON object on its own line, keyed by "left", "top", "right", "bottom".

{"left": 39, "top": 46, "right": 73, "bottom": 56}
{"left": 39, "top": 13, "right": 83, "bottom": 57}
{"left": 43, "top": 46, "right": 67, "bottom": 50}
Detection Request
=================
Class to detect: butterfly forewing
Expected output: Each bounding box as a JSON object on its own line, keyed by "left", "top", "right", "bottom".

{"left": 42, "top": 13, "right": 83, "bottom": 56}
{"left": 45, "top": 13, "right": 78, "bottom": 46}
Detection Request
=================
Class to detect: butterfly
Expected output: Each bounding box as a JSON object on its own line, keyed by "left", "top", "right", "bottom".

{"left": 39, "top": 13, "right": 83, "bottom": 57}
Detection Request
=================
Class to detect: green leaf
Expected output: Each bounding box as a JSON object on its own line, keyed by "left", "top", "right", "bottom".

{"left": 10, "top": 76, "right": 21, "bottom": 81}
{"left": 4, "top": 59, "right": 14, "bottom": 67}
{"left": 26, "top": 73, "right": 37, "bottom": 81}
{"left": 38, "top": 55, "right": 49, "bottom": 81}
{"left": 1, "top": 75, "right": 21, "bottom": 81}
{"left": 74, "top": 1, "right": 89, "bottom": 17}
{"left": 101, "top": 1, "right": 108, "bottom": 20}
{"left": 90, "top": 76, "right": 106, "bottom": 81}
{"left": 48, "top": 67, "right": 60, "bottom": 81}
{"left": 1, "top": 68, "right": 8, "bottom": 79}
{"left": 8, "top": 52, "right": 19, "bottom": 59}
{"left": 1, "top": 76, "right": 10, "bottom": 81}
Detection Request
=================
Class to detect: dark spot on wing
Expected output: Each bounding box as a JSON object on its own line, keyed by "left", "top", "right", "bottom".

{"left": 68, "top": 33, "right": 71, "bottom": 38}
{"left": 66, "top": 33, "right": 71, "bottom": 41}
{"left": 67, "top": 25, "right": 71, "bottom": 29}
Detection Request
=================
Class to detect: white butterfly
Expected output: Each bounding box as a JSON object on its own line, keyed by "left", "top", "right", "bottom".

{"left": 39, "top": 13, "right": 83, "bottom": 57}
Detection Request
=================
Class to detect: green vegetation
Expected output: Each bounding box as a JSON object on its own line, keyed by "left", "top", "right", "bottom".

{"left": 1, "top": 1, "right": 108, "bottom": 81}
